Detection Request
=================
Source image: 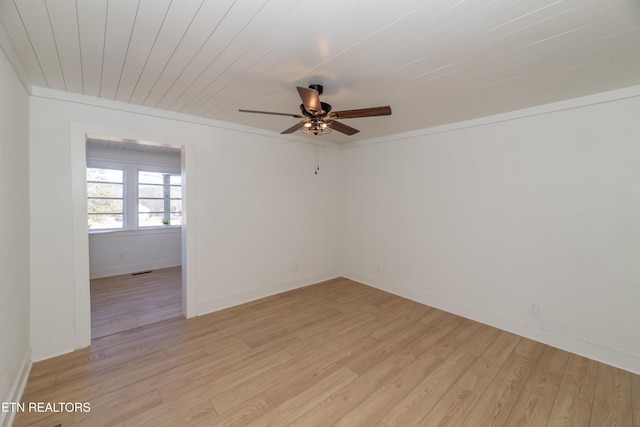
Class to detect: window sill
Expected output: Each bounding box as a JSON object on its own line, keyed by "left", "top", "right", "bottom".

{"left": 88, "top": 226, "right": 181, "bottom": 237}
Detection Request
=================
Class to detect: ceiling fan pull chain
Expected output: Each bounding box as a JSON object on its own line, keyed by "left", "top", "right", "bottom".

{"left": 316, "top": 136, "right": 320, "bottom": 174}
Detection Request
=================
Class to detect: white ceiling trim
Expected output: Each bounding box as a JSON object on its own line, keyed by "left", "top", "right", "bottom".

{"left": 341, "top": 84, "right": 640, "bottom": 150}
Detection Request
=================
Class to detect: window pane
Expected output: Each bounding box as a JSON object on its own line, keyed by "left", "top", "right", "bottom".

{"left": 170, "top": 186, "right": 182, "bottom": 198}
{"left": 87, "top": 182, "right": 123, "bottom": 198}
{"left": 138, "top": 171, "right": 164, "bottom": 184}
{"left": 137, "top": 171, "right": 181, "bottom": 228}
{"left": 138, "top": 184, "right": 164, "bottom": 198}
{"left": 88, "top": 214, "right": 123, "bottom": 229}
{"left": 88, "top": 198, "right": 123, "bottom": 214}
{"left": 170, "top": 200, "right": 182, "bottom": 213}
{"left": 87, "top": 168, "right": 123, "bottom": 183}
{"left": 169, "top": 213, "right": 182, "bottom": 225}
{"left": 139, "top": 199, "right": 164, "bottom": 213}
{"left": 87, "top": 168, "right": 124, "bottom": 231}
{"left": 139, "top": 213, "right": 165, "bottom": 227}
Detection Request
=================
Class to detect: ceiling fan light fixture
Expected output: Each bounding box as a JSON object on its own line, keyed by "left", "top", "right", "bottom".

{"left": 301, "top": 119, "right": 332, "bottom": 135}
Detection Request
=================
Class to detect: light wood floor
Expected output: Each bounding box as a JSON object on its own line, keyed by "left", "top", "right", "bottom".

{"left": 16, "top": 277, "right": 640, "bottom": 426}
{"left": 90, "top": 266, "right": 183, "bottom": 339}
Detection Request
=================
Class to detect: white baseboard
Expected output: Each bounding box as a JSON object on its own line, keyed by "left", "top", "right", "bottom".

{"left": 1, "top": 349, "right": 32, "bottom": 427}
{"left": 89, "top": 259, "right": 182, "bottom": 279}
{"left": 342, "top": 269, "right": 640, "bottom": 375}
{"left": 30, "top": 334, "right": 78, "bottom": 362}
{"left": 197, "top": 270, "right": 341, "bottom": 316}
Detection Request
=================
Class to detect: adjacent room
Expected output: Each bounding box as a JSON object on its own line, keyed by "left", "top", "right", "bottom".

{"left": 86, "top": 137, "right": 184, "bottom": 338}
{"left": 1, "top": 1, "right": 639, "bottom": 426}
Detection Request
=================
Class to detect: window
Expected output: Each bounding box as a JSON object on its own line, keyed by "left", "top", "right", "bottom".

{"left": 87, "top": 168, "right": 124, "bottom": 230}
{"left": 138, "top": 171, "right": 182, "bottom": 227}
{"left": 86, "top": 166, "right": 182, "bottom": 231}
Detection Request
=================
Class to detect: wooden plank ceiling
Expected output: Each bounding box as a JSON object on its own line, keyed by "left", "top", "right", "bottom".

{"left": 1, "top": 0, "right": 639, "bottom": 143}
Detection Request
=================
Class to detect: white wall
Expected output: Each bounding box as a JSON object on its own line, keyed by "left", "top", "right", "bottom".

{"left": 87, "top": 146, "right": 182, "bottom": 278}
{"left": 0, "top": 44, "right": 31, "bottom": 426}
{"left": 89, "top": 228, "right": 182, "bottom": 279}
{"left": 340, "top": 87, "right": 640, "bottom": 374}
{"left": 29, "top": 88, "right": 341, "bottom": 361}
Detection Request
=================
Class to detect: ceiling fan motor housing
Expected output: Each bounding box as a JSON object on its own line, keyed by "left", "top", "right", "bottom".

{"left": 299, "top": 102, "right": 332, "bottom": 117}
{"left": 308, "top": 84, "right": 323, "bottom": 95}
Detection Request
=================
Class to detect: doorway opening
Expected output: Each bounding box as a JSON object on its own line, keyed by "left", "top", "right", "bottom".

{"left": 85, "top": 136, "right": 184, "bottom": 339}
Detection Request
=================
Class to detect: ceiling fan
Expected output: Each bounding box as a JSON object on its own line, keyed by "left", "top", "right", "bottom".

{"left": 239, "top": 84, "right": 391, "bottom": 136}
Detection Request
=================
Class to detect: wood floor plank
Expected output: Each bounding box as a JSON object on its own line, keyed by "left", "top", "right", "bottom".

{"left": 209, "top": 311, "right": 379, "bottom": 415}
{"left": 152, "top": 400, "right": 218, "bottom": 427}
{"left": 289, "top": 360, "right": 400, "bottom": 426}
{"left": 459, "top": 338, "right": 544, "bottom": 427}
{"left": 13, "top": 277, "right": 639, "bottom": 427}
{"left": 502, "top": 346, "right": 570, "bottom": 426}
{"left": 429, "top": 319, "right": 482, "bottom": 361}
{"left": 312, "top": 313, "right": 475, "bottom": 426}
{"left": 210, "top": 350, "right": 316, "bottom": 414}
{"left": 346, "top": 321, "right": 428, "bottom": 375}
{"left": 261, "top": 323, "right": 384, "bottom": 405}
{"left": 381, "top": 349, "right": 477, "bottom": 426}
{"left": 247, "top": 366, "right": 359, "bottom": 426}
{"left": 194, "top": 393, "right": 274, "bottom": 427}
{"left": 9, "top": 407, "right": 75, "bottom": 427}
{"left": 548, "top": 391, "right": 593, "bottom": 427}
{"left": 74, "top": 390, "right": 162, "bottom": 427}
{"left": 544, "top": 353, "right": 599, "bottom": 426}
{"left": 333, "top": 341, "right": 445, "bottom": 426}
{"left": 158, "top": 349, "right": 292, "bottom": 403}
{"left": 418, "top": 330, "right": 520, "bottom": 426}
{"left": 20, "top": 349, "right": 171, "bottom": 413}
{"left": 123, "top": 396, "right": 214, "bottom": 427}
{"left": 590, "top": 364, "right": 633, "bottom": 426}
{"left": 632, "top": 372, "right": 640, "bottom": 426}
{"left": 119, "top": 346, "right": 252, "bottom": 426}
{"left": 559, "top": 353, "right": 599, "bottom": 402}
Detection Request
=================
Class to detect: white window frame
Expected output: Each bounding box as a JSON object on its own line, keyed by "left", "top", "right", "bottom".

{"left": 86, "top": 159, "right": 180, "bottom": 233}
{"left": 137, "top": 170, "right": 182, "bottom": 228}
{"left": 86, "top": 167, "right": 126, "bottom": 231}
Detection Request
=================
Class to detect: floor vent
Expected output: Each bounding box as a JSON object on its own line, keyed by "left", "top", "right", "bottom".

{"left": 132, "top": 270, "right": 153, "bottom": 276}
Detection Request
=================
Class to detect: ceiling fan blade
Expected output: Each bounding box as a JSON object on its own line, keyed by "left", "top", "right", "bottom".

{"left": 297, "top": 86, "right": 322, "bottom": 115}
{"left": 330, "top": 106, "right": 392, "bottom": 119}
{"left": 281, "top": 121, "right": 305, "bottom": 134}
{"left": 330, "top": 120, "right": 360, "bottom": 136}
{"left": 239, "top": 109, "right": 303, "bottom": 118}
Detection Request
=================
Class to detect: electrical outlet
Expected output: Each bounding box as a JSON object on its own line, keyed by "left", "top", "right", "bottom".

{"left": 528, "top": 303, "right": 539, "bottom": 313}
{"left": 292, "top": 261, "right": 299, "bottom": 272}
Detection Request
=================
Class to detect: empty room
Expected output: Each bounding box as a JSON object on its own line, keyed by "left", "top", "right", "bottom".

{"left": 1, "top": 1, "right": 639, "bottom": 426}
